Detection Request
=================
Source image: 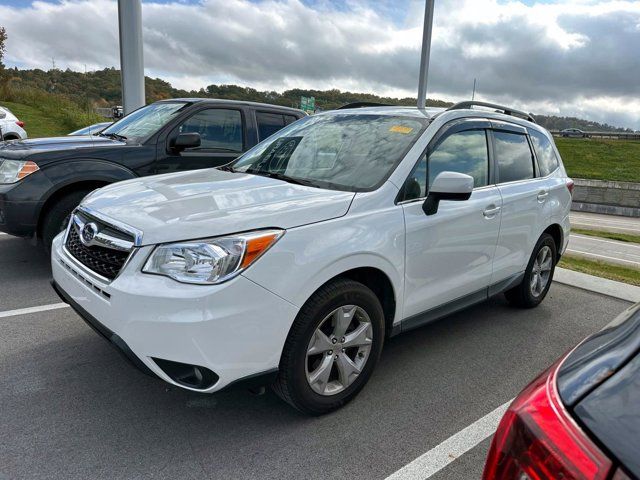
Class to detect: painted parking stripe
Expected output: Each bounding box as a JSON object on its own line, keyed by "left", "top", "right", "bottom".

{"left": 566, "top": 248, "right": 640, "bottom": 267}
{"left": 0, "top": 303, "right": 69, "bottom": 319}
{"left": 385, "top": 399, "right": 512, "bottom": 480}
{"left": 571, "top": 234, "right": 640, "bottom": 249}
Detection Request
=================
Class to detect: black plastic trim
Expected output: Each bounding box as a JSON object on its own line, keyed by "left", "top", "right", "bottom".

{"left": 394, "top": 272, "right": 525, "bottom": 336}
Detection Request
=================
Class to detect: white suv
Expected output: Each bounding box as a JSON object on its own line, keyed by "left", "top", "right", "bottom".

{"left": 51, "top": 101, "right": 573, "bottom": 415}
{"left": 0, "top": 106, "right": 27, "bottom": 141}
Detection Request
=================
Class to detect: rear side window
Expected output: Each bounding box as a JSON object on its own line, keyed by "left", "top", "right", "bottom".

{"left": 493, "top": 131, "right": 534, "bottom": 183}
{"left": 529, "top": 129, "right": 560, "bottom": 176}
{"left": 257, "top": 112, "right": 286, "bottom": 141}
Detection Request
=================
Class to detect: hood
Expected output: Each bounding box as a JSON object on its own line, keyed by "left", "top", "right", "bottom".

{"left": 81, "top": 168, "right": 355, "bottom": 245}
{"left": 0, "top": 135, "right": 124, "bottom": 160}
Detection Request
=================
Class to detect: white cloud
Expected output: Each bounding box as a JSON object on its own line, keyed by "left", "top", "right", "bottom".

{"left": 1, "top": 0, "right": 639, "bottom": 128}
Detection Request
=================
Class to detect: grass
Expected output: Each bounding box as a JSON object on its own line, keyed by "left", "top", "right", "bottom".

{"left": 555, "top": 137, "right": 640, "bottom": 183}
{"left": 572, "top": 228, "right": 640, "bottom": 245}
{"left": 559, "top": 255, "right": 640, "bottom": 286}
{"left": 0, "top": 100, "right": 67, "bottom": 138}
{"left": 1, "top": 86, "right": 104, "bottom": 138}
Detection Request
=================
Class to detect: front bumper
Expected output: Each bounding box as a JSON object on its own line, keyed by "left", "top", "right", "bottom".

{"left": 0, "top": 183, "right": 41, "bottom": 236}
{"left": 51, "top": 233, "right": 299, "bottom": 393}
{"left": 0, "top": 172, "right": 50, "bottom": 237}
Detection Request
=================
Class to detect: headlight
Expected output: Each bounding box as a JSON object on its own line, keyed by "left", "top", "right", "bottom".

{"left": 0, "top": 160, "right": 39, "bottom": 184}
{"left": 142, "top": 229, "right": 284, "bottom": 285}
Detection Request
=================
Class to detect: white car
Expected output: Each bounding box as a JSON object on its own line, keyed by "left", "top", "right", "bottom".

{"left": 51, "top": 101, "right": 573, "bottom": 414}
{"left": 0, "top": 106, "right": 27, "bottom": 141}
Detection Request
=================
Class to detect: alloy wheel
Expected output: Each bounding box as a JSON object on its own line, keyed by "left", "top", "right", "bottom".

{"left": 530, "top": 245, "right": 553, "bottom": 297}
{"left": 305, "top": 305, "right": 373, "bottom": 396}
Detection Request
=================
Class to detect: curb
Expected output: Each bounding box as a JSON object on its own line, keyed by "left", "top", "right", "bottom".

{"left": 554, "top": 267, "right": 640, "bottom": 303}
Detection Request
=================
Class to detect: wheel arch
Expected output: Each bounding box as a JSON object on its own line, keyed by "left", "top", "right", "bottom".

{"left": 36, "top": 160, "right": 138, "bottom": 239}
{"left": 298, "top": 265, "right": 398, "bottom": 339}
{"left": 543, "top": 223, "right": 564, "bottom": 261}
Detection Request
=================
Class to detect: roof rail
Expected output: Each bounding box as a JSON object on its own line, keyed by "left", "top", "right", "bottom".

{"left": 447, "top": 101, "right": 536, "bottom": 124}
{"left": 338, "top": 102, "right": 393, "bottom": 110}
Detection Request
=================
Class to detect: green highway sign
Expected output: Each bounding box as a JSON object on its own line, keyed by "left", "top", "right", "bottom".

{"left": 300, "top": 96, "right": 315, "bottom": 113}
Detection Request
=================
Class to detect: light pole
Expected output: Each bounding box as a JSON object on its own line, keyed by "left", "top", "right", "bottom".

{"left": 417, "top": 0, "right": 435, "bottom": 109}
{"left": 118, "top": 0, "right": 145, "bottom": 115}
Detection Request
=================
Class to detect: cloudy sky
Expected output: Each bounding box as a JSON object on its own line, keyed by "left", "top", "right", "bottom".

{"left": 1, "top": 0, "right": 640, "bottom": 129}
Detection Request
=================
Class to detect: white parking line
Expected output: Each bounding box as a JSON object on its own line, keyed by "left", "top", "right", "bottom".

{"left": 566, "top": 248, "right": 640, "bottom": 267}
{"left": 385, "top": 399, "right": 512, "bottom": 480}
{"left": 0, "top": 303, "right": 69, "bottom": 319}
{"left": 572, "top": 221, "right": 640, "bottom": 233}
{"left": 571, "top": 234, "right": 640, "bottom": 249}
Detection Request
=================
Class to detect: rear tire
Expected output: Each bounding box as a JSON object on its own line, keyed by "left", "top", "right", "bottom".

{"left": 273, "top": 279, "right": 385, "bottom": 415}
{"left": 505, "top": 233, "right": 557, "bottom": 309}
{"left": 41, "top": 190, "right": 92, "bottom": 253}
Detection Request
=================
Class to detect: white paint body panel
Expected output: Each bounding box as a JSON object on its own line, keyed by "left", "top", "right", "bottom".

{"left": 82, "top": 168, "right": 355, "bottom": 245}
{"left": 402, "top": 187, "right": 502, "bottom": 318}
{"left": 493, "top": 177, "right": 552, "bottom": 282}
{"left": 52, "top": 107, "right": 573, "bottom": 393}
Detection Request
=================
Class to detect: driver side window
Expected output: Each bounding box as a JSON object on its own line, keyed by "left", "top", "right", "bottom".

{"left": 178, "top": 109, "right": 244, "bottom": 152}
{"left": 401, "top": 129, "right": 489, "bottom": 202}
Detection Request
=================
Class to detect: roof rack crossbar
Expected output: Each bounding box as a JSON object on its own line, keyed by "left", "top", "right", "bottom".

{"left": 446, "top": 101, "right": 536, "bottom": 124}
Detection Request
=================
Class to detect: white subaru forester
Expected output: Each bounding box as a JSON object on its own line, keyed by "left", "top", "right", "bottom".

{"left": 51, "top": 102, "right": 573, "bottom": 415}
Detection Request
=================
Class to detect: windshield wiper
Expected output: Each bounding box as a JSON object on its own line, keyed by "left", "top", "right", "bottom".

{"left": 247, "top": 170, "right": 320, "bottom": 188}
{"left": 100, "top": 132, "right": 127, "bottom": 141}
{"left": 217, "top": 164, "right": 236, "bottom": 172}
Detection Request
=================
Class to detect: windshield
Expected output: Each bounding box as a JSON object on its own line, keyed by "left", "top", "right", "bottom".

{"left": 101, "top": 102, "right": 188, "bottom": 141}
{"left": 232, "top": 113, "right": 427, "bottom": 191}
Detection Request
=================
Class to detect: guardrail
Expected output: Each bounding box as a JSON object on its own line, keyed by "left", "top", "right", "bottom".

{"left": 551, "top": 130, "right": 640, "bottom": 140}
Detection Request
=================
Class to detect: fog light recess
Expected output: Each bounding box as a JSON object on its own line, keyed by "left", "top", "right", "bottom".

{"left": 152, "top": 358, "right": 219, "bottom": 390}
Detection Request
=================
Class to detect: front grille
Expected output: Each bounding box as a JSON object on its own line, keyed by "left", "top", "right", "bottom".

{"left": 65, "top": 216, "right": 133, "bottom": 280}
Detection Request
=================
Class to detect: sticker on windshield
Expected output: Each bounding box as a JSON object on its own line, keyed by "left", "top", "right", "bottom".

{"left": 389, "top": 125, "right": 414, "bottom": 134}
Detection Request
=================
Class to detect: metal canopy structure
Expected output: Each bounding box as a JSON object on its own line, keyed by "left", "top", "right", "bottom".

{"left": 118, "top": 0, "right": 145, "bottom": 115}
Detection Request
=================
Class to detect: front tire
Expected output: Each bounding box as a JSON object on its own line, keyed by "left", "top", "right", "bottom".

{"left": 505, "top": 233, "right": 557, "bottom": 308}
{"left": 41, "top": 190, "right": 92, "bottom": 253}
{"left": 273, "top": 279, "right": 385, "bottom": 415}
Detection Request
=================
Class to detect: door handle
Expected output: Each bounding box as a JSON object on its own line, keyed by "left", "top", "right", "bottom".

{"left": 537, "top": 190, "right": 549, "bottom": 202}
{"left": 483, "top": 205, "right": 501, "bottom": 218}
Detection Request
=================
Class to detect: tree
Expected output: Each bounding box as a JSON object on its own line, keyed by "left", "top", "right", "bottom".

{"left": 0, "top": 27, "right": 7, "bottom": 86}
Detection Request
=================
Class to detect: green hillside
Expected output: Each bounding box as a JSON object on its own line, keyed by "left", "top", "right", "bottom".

{"left": 5, "top": 67, "right": 635, "bottom": 133}
{"left": 1, "top": 85, "right": 103, "bottom": 137}
{"left": 1, "top": 101, "right": 68, "bottom": 137}
{"left": 555, "top": 137, "right": 640, "bottom": 183}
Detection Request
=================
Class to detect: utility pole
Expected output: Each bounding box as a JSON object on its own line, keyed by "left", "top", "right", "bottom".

{"left": 417, "top": 0, "right": 435, "bottom": 109}
{"left": 118, "top": 0, "right": 145, "bottom": 115}
{"left": 472, "top": 78, "right": 477, "bottom": 100}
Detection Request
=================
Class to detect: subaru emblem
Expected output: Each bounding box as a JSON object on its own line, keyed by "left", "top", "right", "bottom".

{"left": 80, "top": 222, "right": 99, "bottom": 246}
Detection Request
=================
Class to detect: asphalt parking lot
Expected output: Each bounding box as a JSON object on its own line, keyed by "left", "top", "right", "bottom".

{"left": 0, "top": 233, "right": 631, "bottom": 480}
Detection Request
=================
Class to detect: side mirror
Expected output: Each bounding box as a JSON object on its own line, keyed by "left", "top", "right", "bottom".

{"left": 172, "top": 132, "right": 201, "bottom": 152}
{"left": 422, "top": 171, "right": 474, "bottom": 216}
